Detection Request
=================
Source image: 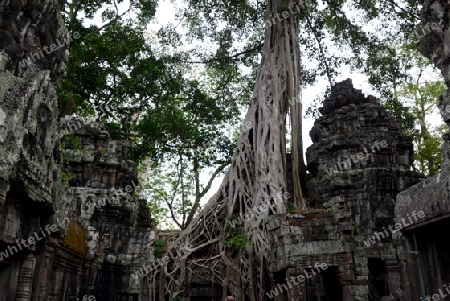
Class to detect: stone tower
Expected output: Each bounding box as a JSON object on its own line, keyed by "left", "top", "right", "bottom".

{"left": 268, "top": 79, "right": 422, "bottom": 301}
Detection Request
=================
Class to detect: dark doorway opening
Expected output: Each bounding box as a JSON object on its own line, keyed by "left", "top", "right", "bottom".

{"left": 322, "top": 267, "right": 343, "bottom": 301}
{"left": 368, "top": 258, "right": 388, "bottom": 301}
{"left": 305, "top": 267, "right": 343, "bottom": 301}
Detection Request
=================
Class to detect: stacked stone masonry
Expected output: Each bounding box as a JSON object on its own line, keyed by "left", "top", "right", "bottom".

{"left": 268, "top": 79, "right": 423, "bottom": 301}
{"left": 0, "top": 0, "right": 154, "bottom": 299}
{"left": 1, "top": 0, "right": 450, "bottom": 300}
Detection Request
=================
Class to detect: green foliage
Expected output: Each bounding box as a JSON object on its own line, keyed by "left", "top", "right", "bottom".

{"left": 64, "top": 0, "right": 157, "bottom": 27}
{"left": 146, "top": 199, "right": 169, "bottom": 228}
{"left": 60, "top": 0, "right": 240, "bottom": 228}
{"left": 61, "top": 1, "right": 243, "bottom": 164}
{"left": 153, "top": 238, "right": 166, "bottom": 258}
{"left": 382, "top": 93, "right": 415, "bottom": 135}
{"left": 59, "top": 170, "right": 76, "bottom": 187}
{"left": 145, "top": 148, "right": 230, "bottom": 229}
{"left": 285, "top": 201, "right": 296, "bottom": 212}
{"left": 415, "top": 128, "right": 444, "bottom": 176}
{"left": 177, "top": 0, "right": 425, "bottom": 119}
{"left": 397, "top": 77, "right": 446, "bottom": 176}
{"left": 222, "top": 226, "right": 251, "bottom": 250}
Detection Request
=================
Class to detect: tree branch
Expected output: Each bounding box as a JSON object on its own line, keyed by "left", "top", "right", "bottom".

{"left": 198, "top": 162, "right": 229, "bottom": 199}
{"left": 183, "top": 43, "right": 264, "bottom": 64}
{"left": 184, "top": 161, "right": 229, "bottom": 227}
{"left": 386, "top": 0, "right": 419, "bottom": 21}
{"left": 85, "top": 5, "right": 134, "bottom": 37}
{"left": 166, "top": 200, "right": 183, "bottom": 229}
{"left": 305, "top": 15, "right": 333, "bottom": 87}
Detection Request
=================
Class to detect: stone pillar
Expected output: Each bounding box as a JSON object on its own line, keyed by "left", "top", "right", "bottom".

{"left": 31, "top": 240, "right": 56, "bottom": 301}
{"left": 386, "top": 259, "right": 401, "bottom": 299}
{"left": 15, "top": 254, "right": 37, "bottom": 301}
{"left": 353, "top": 256, "right": 369, "bottom": 300}
{"left": 286, "top": 269, "right": 302, "bottom": 300}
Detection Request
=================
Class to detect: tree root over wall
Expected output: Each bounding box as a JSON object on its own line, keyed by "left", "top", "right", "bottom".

{"left": 147, "top": 1, "right": 307, "bottom": 300}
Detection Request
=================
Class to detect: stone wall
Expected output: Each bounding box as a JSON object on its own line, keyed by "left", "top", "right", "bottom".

{"left": 46, "top": 116, "right": 154, "bottom": 301}
{"left": 394, "top": 1, "right": 450, "bottom": 300}
{"left": 0, "top": 0, "right": 155, "bottom": 299}
{"left": 269, "top": 79, "right": 422, "bottom": 301}
{"left": 306, "top": 79, "right": 421, "bottom": 205}
{"left": 0, "top": 0, "right": 68, "bottom": 299}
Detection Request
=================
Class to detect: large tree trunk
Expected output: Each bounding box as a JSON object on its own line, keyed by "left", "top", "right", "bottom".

{"left": 281, "top": 0, "right": 307, "bottom": 209}
{"left": 154, "top": 0, "right": 306, "bottom": 299}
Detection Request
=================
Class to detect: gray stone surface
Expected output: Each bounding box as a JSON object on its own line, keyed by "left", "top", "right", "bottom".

{"left": 0, "top": 0, "right": 155, "bottom": 299}
{"left": 0, "top": 0, "right": 69, "bottom": 299}
{"left": 269, "top": 80, "right": 422, "bottom": 301}
{"left": 45, "top": 117, "right": 155, "bottom": 300}
{"left": 394, "top": 2, "right": 450, "bottom": 301}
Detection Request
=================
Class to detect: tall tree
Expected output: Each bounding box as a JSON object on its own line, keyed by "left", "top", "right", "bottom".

{"left": 366, "top": 41, "right": 445, "bottom": 177}
{"left": 151, "top": 0, "right": 443, "bottom": 299}
{"left": 155, "top": 1, "right": 307, "bottom": 300}
{"left": 59, "top": 0, "right": 240, "bottom": 216}
{"left": 145, "top": 135, "right": 232, "bottom": 229}
{"left": 398, "top": 75, "right": 445, "bottom": 176}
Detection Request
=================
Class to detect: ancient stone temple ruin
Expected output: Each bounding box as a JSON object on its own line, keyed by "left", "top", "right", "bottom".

{"left": 1, "top": 0, "right": 450, "bottom": 300}
{"left": 55, "top": 117, "right": 154, "bottom": 300}
{"left": 0, "top": 112, "right": 154, "bottom": 300}
{"left": 0, "top": 1, "right": 153, "bottom": 298}
{"left": 393, "top": 0, "right": 450, "bottom": 300}
{"left": 267, "top": 79, "right": 423, "bottom": 301}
